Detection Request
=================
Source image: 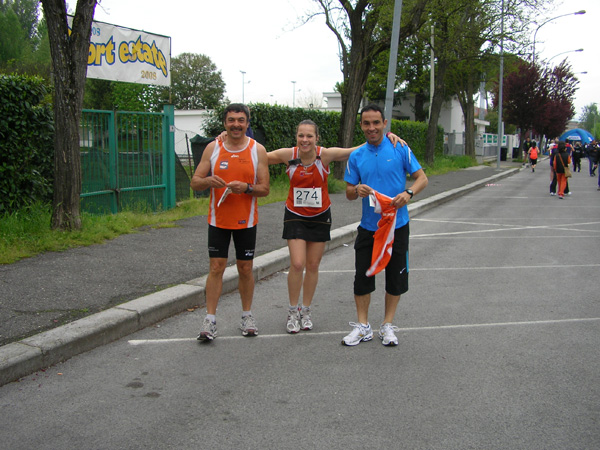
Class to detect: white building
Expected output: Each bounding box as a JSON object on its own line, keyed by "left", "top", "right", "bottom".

{"left": 173, "top": 109, "right": 211, "bottom": 158}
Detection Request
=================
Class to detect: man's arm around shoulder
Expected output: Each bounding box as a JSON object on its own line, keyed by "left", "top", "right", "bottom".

{"left": 251, "top": 143, "right": 270, "bottom": 198}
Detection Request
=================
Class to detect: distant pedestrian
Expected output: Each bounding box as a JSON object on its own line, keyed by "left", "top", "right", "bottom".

{"left": 527, "top": 140, "right": 539, "bottom": 172}
{"left": 553, "top": 141, "right": 571, "bottom": 199}
{"left": 572, "top": 142, "right": 584, "bottom": 172}
{"left": 586, "top": 140, "right": 599, "bottom": 177}
{"left": 522, "top": 137, "right": 532, "bottom": 167}
{"left": 549, "top": 139, "right": 570, "bottom": 196}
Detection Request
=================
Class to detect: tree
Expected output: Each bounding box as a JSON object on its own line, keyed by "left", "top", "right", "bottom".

{"left": 496, "top": 60, "right": 543, "bottom": 146}
{"left": 579, "top": 103, "right": 599, "bottom": 134}
{"left": 366, "top": 32, "right": 432, "bottom": 122}
{"left": 309, "top": 0, "right": 428, "bottom": 176}
{"left": 8, "top": 0, "right": 40, "bottom": 40}
{"left": 41, "top": 0, "right": 97, "bottom": 230}
{"left": 0, "top": 6, "right": 26, "bottom": 64}
{"left": 422, "top": 0, "right": 548, "bottom": 164}
{"left": 168, "top": 52, "right": 225, "bottom": 110}
{"left": 84, "top": 79, "right": 165, "bottom": 112}
{"left": 533, "top": 60, "right": 578, "bottom": 140}
{"left": 496, "top": 58, "right": 578, "bottom": 147}
{"left": 0, "top": 0, "right": 45, "bottom": 71}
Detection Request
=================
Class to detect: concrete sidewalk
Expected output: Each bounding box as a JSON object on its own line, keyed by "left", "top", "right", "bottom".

{"left": 0, "top": 161, "right": 522, "bottom": 385}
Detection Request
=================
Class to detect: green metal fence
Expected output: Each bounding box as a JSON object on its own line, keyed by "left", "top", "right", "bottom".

{"left": 79, "top": 105, "right": 176, "bottom": 214}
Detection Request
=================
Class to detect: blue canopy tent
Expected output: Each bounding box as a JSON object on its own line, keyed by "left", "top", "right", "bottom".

{"left": 558, "top": 128, "right": 595, "bottom": 144}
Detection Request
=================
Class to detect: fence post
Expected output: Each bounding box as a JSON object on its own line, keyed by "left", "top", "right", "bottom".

{"left": 163, "top": 104, "right": 176, "bottom": 210}
{"left": 108, "top": 111, "right": 118, "bottom": 213}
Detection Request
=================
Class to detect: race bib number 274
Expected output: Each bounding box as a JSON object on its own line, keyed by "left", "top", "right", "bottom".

{"left": 293, "top": 187, "right": 322, "bottom": 207}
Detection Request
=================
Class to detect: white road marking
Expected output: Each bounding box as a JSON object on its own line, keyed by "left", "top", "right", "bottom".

{"left": 128, "top": 317, "right": 600, "bottom": 345}
{"left": 409, "top": 218, "right": 600, "bottom": 238}
{"left": 315, "top": 264, "right": 600, "bottom": 273}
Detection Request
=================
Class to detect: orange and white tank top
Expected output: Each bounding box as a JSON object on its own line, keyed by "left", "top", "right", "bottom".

{"left": 208, "top": 138, "right": 258, "bottom": 229}
{"left": 285, "top": 146, "right": 330, "bottom": 217}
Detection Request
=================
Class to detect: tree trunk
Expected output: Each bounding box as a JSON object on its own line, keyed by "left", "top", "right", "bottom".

{"left": 425, "top": 59, "right": 448, "bottom": 166}
{"left": 414, "top": 91, "right": 427, "bottom": 122}
{"left": 463, "top": 100, "right": 475, "bottom": 158}
{"left": 457, "top": 72, "right": 476, "bottom": 158}
{"left": 42, "top": 0, "right": 97, "bottom": 230}
{"left": 334, "top": 34, "right": 371, "bottom": 179}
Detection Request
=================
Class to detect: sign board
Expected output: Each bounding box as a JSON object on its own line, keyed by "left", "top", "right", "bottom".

{"left": 482, "top": 133, "right": 507, "bottom": 146}
{"left": 68, "top": 16, "right": 171, "bottom": 86}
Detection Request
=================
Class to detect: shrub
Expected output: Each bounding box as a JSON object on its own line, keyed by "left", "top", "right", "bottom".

{"left": 203, "top": 102, "right": 444, "bottom": 178}
{"left": 0, "top": 74, "right": 54, "bottom": 213}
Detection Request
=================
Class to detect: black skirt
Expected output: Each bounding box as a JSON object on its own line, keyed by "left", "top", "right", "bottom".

{"left": 282, "top": 208, "right": 332, "bottom": 242}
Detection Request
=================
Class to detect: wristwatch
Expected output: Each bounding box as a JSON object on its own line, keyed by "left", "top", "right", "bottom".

{"left": 405, "top": 189, "right": 414, "bottom": 199}
{"left": 245, "top": 183, "right": 254, "bottom": 194}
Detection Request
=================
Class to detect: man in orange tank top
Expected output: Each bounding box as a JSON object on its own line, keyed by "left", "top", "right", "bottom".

{"left": 191, "top": 104, "right": 270, "bottom": 341}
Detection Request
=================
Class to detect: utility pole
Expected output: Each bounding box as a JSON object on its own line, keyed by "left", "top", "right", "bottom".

{"left": 383, "top": 0, "right": 404, "bottom": 132}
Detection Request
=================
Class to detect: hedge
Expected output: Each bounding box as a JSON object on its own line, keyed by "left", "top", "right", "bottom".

{"left": 204, "top": 103, "right": 444, "bottom": 178}
{"left": 0, "top": 74, "right": 54, "bottom": 214}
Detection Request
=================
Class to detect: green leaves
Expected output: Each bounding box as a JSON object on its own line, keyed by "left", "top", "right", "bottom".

{"left": 170, "top": 53, "right": 226, "bottom": 110}
{"left": 0, "top": 74, "right": 54, "bottom": 213}
{"left": 203, "top": 102, "right": 442, "bottom": 179}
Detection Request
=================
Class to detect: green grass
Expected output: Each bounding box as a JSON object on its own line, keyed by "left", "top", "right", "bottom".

{"left": 0, "top": 178, "right": 290, "bottom": 264}
{"left": 0, "top": 156, "right": 476, "bottom": 264}
{"left": 421, "top": 155, "right": 478, "bottom": 176}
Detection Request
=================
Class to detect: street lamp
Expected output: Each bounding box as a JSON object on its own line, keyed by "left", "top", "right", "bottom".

{"left": 532, "top": 10, "right": 586, "bottom": 63}
{"left": 240, "top": 70, "right": 246, "bottom": 103}
{"left": 291, "top": 81, "right": 297, "bottom": 107}
{"left": 547, "top": 48, "right": 583, "bottom": 64}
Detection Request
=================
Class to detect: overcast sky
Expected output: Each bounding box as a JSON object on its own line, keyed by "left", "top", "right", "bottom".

{"left": 92, "top": 0, "right": 598, "bottom": 118}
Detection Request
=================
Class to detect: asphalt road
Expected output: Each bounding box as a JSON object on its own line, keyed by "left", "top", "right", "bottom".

{"left": 0, "top": 162, "right": 517, "bottom": 346}
{"left": 1, "top": 160, "right": 598, "bottom": 449}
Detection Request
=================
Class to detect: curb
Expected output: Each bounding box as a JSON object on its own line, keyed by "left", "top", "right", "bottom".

{"left": 0, "top": 167, "right": 519, "bottom": 386}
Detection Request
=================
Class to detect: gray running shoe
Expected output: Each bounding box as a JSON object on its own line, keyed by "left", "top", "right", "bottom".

{"left": 286, "top": 308, "right": 301, "bottom": 334}
{"left": 240, "top": 315, "right": 258, "bottom": 336}
{"left": 378, "top": 323, "right": 399, "bottom": 346}
{"left": 300, "top": 307, "right": 313, "bottom": 330}
{"left": 197, "top": 317, "right": 217, "bottom": 342}
{"left": 342, "top": 322, "right": 373, "bottom": 346}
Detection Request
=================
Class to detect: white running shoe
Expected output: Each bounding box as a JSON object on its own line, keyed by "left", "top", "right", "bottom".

{"left": 378, "top": 323, "right": 399, "bottom": 346}
{"left": 197, "top": 317, "right": 217, "bottom": 342}
{"left": 342, "top": 322, "right": 373, "bottom": 346}
{"left": 300, "top": 307, "right": 313, "bottom": 330}
{"left": 286, "top": 308, "right": 301, "bottom": 334}
{"left": 240, "top": 315, "right": 258, "bottom": 336}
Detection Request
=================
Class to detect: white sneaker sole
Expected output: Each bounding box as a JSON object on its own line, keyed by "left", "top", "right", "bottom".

{"left": 197, "top": 333, "right": 215, "bottom": 342}
{"left": 241, "top": 330, "right": 258, "bottom": 337}
{"left": 342, "top": 334, "right": 373, "bottom": 346}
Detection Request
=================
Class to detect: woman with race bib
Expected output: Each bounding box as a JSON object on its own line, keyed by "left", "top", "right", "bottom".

{"left": 263, "top": 120, "right": 404, "bottom": 333}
